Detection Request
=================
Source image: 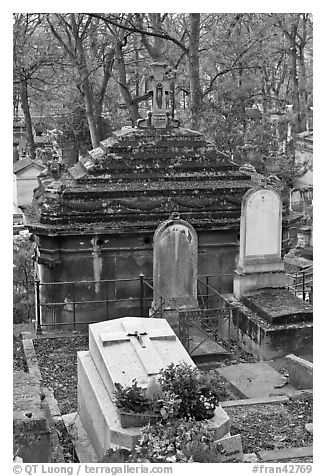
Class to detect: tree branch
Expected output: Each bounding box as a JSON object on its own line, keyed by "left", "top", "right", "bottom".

{"left": 88, "top": 13, "right": 189, "bottom": 54}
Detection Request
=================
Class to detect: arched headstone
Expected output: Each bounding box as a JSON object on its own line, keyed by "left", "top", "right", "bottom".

{"left": 290, "top": 188, "right": 303, "bottom": 212}
{"left": 152, "top": 216, "right": 198, "bottom": 310}
{"left": 234, "top": 187, "right": 286, "bottom": 298}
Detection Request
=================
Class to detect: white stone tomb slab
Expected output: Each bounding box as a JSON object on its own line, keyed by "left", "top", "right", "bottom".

{"left": 77, "top": 316, "right": 230, "bottom": 459}
{"left": 88, "top": 316, "right": 195, "bottom": 392}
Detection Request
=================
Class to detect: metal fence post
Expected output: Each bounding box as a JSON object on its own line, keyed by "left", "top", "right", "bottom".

{"left": 139, "top": 273, "right": 145, "bottom": 317}
{"left": 302, "top": 271, "right": 306, "bottom": 301}
{"left": 35, "top": 279, "right": 42, "bottom": 334}
{"left": 206, "top": 276, "right": 209, "bottom": 308}
{"left": 72, "top": 282, "right": 76, "bottom": 331}
{"left": 235, "top": 308, "right": 240, "bottom": 358}
{"left": 106, "top": 280, "right": 109, "bottom": 320}
{"left": 228, "top": 307, "right": 231, "bottom": 353}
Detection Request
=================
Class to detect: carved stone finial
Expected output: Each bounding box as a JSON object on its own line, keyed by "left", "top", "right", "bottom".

{"left": 137, "top": 62, "right": 179, "bottom": 130}
{"left": 169, "top": 212, "right": 180, "bottom": 220}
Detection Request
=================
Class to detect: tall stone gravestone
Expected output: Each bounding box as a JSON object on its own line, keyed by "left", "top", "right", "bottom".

{"left": 77, "top": 316, "right": 230, "bottom": 460}
{"left": 152, "top": 215, "right": 199, "bottom": 311}
{"left": 233, "top": 186, "right": 287, "bottom": 298}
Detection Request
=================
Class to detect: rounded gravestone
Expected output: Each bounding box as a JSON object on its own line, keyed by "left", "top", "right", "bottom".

{"left": 153, "top": 216, "right": 198, "bottom": 310}
{"left": 236, "top": 187, "right": 284, "bottom": 274}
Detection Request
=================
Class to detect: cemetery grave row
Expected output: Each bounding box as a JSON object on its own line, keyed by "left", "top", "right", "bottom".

{"left": 24, "top": 331, "right": 313, "bottom": 464}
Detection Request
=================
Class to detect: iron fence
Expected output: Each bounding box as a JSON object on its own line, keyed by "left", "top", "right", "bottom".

{"left": 35, "top": 275, "right": 151, "bottom": 332}
{"left": 35, "top": 273, "right": 240, "bottom": 357}
{"left": 286, "top": 266, "right": 313, "bottom": 304}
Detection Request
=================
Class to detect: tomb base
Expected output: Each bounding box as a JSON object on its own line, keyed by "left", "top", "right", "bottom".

{"left": 233, "top": 269, "right": 287, "bottom": 299}
{"left": 77, "top": 351, "right": 141, "bottom": 460}
{"left": 220, "top": 293, "right": 313, "bottom": 360}
{"left": 78, "top": 350, "right": 230, "bottom": 460}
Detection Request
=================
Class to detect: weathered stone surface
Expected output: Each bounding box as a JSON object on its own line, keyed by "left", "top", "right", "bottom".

{"left": 258, "top": 446, "right": 313, "bottom": 462}
{"left": 88, "top": 317, "right": 194, "bottom": 390}
{"left": 217, "top": 434, "right": 244, "bottom": 462}
{"left": 218, "top": 362, "right": 298, "bottom": 399}
{"left": 243, "top": 453, "right": 259, "bottom": 462}
{"left": 78, "top": 317, "right": 230, "bottom": 459}
{"left": 241, "top": 288, "right": 313, "bottom": 325}
{"left": 234, "top": 186, "right": 287, "bottom": 298}
{"left": 13, "top": 371, "right": 51, "bottom": 463}
{"left": 27, "top": 127, "right": 252, "bottom": 234}
{"left": 285, "top": 354, "right": 313, "bottom": 389}
{"left": 63, "top": 413, "right": 98, "bottom": 463}
{"left": 220, "top": 395, "right": 290, "bottom": 407}
{"left": 220, "top": 293, "right": 313, "bottom": 360}
{"left": 236, "top": 187, "right": 283, "bottom": 274}
{"left": 153, "top": 217, "right": 198, "bottom": 311}
{"left": 27, "top": 124, "right": 255, "bottom": 328}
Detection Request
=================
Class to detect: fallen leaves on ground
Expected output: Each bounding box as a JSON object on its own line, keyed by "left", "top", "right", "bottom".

{"left": 34, "top": 336, "right": 88, "bottom": 416}
{"left": 227, "top": 395, "right": 313, "bottom": 453}
{"left": 33, "top": 335, "right": 313, "bottom": 459}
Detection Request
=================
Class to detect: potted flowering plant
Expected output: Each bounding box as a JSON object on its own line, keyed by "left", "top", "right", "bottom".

{"left": 113, "top": 363, "right": 228, "bottom": 427}
{"left": 113, "top": 379, "right": 163, "bottom": 428}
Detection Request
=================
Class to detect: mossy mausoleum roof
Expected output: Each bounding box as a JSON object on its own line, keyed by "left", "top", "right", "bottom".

{"left": 27, "top": 126, "right": 253, "bottom": 235}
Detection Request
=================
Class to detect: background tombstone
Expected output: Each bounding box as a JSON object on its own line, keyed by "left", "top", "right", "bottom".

{"left": 234, "top": 186, "right": 286, "bottom": 298}
{"left": 152, "top": 214, "right": 199, "bottom": 311}
{"left": 290, "top": 188, "right": 304, "bottom": 212}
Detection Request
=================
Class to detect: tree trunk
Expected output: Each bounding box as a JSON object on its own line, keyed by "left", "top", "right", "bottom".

{"left": 287, "top": 18, "right": 300, "bottom": 135}
{"left": 188, "top": 13, "right": 201, "bottom": 130}
{"left": 297, "top": 14, "right": 310, "bottom": 132}
{"left": 20, "top": 79, "right": 36, "bottom": 160}
{"left": 75, "top": 38, "right": 100, "bottom": 148}
{"left": 115, "top": 41, "right": 141, "bottom": 124}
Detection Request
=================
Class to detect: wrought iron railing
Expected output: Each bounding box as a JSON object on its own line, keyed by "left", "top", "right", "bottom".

{"left": 286, "top": 266, "right": 313, "bottom": 304}
{"left": 35, "top": 275, "right": 151, "bottom": 332}
{"left": 34, "top": 273, "right": 240, "bottom": 357}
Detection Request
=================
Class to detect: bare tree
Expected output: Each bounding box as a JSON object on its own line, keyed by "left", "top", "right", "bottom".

{"left": 47, "top": 13, "right": 115, "bottom": 148}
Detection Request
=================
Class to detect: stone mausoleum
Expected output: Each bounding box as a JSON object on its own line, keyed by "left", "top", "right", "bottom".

{"left": 26, "top": 63, "right": 293, "bottom": 329}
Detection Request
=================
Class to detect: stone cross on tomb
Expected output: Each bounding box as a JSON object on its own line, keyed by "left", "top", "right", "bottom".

{"left": 142, "top": 62, "right": 174, "bottom": 129}
{"left": 87, "top": 317, "right": 194, "bottom": 390}
{"left": 99, "top": 319, "right": 177, "bottom": 377}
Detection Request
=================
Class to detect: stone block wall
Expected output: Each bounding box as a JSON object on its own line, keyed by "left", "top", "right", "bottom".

{"left": 13, "top": 371, "right": 51, "bottom": 462}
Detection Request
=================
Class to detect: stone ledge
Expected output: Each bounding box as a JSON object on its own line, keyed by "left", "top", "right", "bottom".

{"left": 258, "top": 446, "right": 313, "bottom": 462}
{"left": 22, "top": 335, "right": 43, "bottom": 382}
{"left": 21, "top": 334, "right": 67, "bottom": 462}
{"left": 221, "top": 395, "right": 289, "bottom": 408}
{"left": 285, "top": 354, "right": 313, "bottom": 390}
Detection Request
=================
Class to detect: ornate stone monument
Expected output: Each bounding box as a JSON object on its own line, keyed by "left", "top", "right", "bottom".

{"left": 77, "top": 316, "right": 230, "bottom": 459}
{"left": 138, "top": 62, "right": 179, "bottom": 129}
{"left": 26, "top": 60, "right": 255, "bottom": 329}
{"left": 152, "top": 214, "right": 199, "bottom": 316}
{"left": 233, "top": 186, "right": 287, "bottom": 298}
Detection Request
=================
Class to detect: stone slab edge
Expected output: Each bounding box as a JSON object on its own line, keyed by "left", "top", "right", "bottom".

{"left": 258, "top": 446, "right": 313, "bottom": 462}
{"left": 63, "top": 413, "right": 98, "bottom": 463}
{"left": 221, "top": 395, "right": 290, "bottom": 408}
{"left": 21, "top": 333, "right": 66, "bottom": 462}
{"left": 21, "top": 333, "right": 43, "bottom": 382}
